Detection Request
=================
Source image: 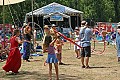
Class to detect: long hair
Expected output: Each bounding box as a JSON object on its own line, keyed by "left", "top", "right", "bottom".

{"left": 13, "top": 29, "right": 20, "bottom": 36}
{"left": 44, "top": 35, "right": 52, "bottom": 48}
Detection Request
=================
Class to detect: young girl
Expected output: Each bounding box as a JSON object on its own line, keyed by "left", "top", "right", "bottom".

{"left": 55, "top": 35, "right": 64, "bottom": 65}
{"left": 74, "top": 27, "right": 81, "bottom": 59}
{"left": 2, "top": 29, "right": 23, "bottom": 74}
{"left": 44, "top": 35, "right": 59, "bottom": 80}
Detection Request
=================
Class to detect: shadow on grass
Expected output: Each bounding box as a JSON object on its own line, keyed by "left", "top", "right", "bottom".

{"left": 89, "top": 66, "right": 111, "bottom": 69}
{"left": 0, "top": 71, "right": 82, "bottom": 80}
{"left": 59, "top": 63, "right": 72, "bottom": 66}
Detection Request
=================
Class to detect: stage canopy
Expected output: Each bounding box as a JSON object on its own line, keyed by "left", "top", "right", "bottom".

{"left": 26, "top": 2, "right": 83, "bottom": 17}
{"left": 25, "top": 2, "right": 83, "bottom": 29}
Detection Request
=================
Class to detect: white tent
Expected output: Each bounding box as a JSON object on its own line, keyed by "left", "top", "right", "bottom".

{"left": 0, "top": 0, "right": 25, "bottom": 5}
{"left": 26, "top": 2, "right": 83, "bottom": 18}
{"left": 26, "top": 2, "right": 83, "bottom": 29}
{"left": 43, "top": 12, "right": 72, "bottom": 30}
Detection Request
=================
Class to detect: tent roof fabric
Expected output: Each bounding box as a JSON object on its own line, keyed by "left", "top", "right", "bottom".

{"left": 0, "top": 0, "right": 25, "bottom": 5}
{"left": 26, "top": 2, "right": 83, "bottom": 16}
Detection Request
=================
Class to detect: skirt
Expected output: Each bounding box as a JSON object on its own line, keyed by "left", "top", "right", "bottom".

{"left": 46, "top": 54, "right": 58, "bottom": 63}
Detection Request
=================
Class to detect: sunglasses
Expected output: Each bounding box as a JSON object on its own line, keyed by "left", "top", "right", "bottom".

{"left": 44, "top": 28, "right": 49, "bottom": 29}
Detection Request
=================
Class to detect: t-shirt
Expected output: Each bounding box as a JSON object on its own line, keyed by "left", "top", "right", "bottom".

{"left": 80, "top": 27, "right": 92, "bottom": 47}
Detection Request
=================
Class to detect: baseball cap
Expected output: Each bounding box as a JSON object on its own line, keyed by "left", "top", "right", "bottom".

{"left": 51, "top": 24, "right": 57, "bottom": 27}
{"left": 75, "top": 27, "right": 79, "bottom": 30}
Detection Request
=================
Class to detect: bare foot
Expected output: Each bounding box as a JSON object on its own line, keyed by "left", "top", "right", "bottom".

{"left": 56, "top": 78, "right": 59, "bottom": 80}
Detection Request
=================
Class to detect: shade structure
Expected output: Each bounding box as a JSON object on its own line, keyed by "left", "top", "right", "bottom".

{"left": 26, "top": 2, "right": 83, "bottom": 16}
{"left": 0, "top": 0, "right": 25, "bottom": 5}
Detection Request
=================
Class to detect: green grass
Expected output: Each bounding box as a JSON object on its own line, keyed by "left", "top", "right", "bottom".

{"left": 0, "top": 42, "right": 120, "bottom": 80}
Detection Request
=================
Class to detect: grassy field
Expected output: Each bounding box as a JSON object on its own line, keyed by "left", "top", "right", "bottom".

{"left": 0, "top": 42, "right": 120, "bottom": 80}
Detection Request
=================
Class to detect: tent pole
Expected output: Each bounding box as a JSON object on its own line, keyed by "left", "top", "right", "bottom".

{"left": 3, "top": 0, "right": 5, "bottom": 48}
{"left": 43, "top": 16, "right": 44, "bottom": 28}
{"left": 32, "top": 0, "right": 34, "bottom": 49}
{"left": 69, "top": 16, "right": 72, "bottom": 49}
{"left": 77, "top": 14, "right": 79, "bottom": 27}
{"left": 69, "top": 16, "right": 73, "bottom": 31}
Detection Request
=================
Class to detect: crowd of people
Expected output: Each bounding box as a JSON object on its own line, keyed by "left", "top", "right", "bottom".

{"left": 0, "top": 20, "right": 120, "bottom": 80}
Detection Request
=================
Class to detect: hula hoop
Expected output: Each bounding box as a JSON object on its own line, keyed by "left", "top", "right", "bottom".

{"left": 91, "top": 39, "right": 106, "bottom": 54}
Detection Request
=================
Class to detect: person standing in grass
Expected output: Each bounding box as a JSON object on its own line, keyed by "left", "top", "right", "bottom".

{"left": 116, "top": 23, "right": 120, "bottom": 62}
{"left": 55, "top": 35, "right": 64, "bottom": 65}
{"left": 2, "top": 29, "right": 23, "bottom": 74}
{"left": 43, "top": 25, "right": 59, "bottom": 80}
{"left": 23, "top": 25, "right": 32, "bottom": 62}
{"left": 80, "top": 22, "right": 92, "bottom": 68}
{"left": 45, "top": 36, "right": 59, "bottom": 80}
{"left": 74, "top": 27, "right": 81, "bottom": 59}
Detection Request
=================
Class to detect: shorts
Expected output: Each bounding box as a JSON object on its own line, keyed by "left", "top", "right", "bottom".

{"left": 81, "top": 46, "right": 91, "bottom": 57}
{"left": 74, "top": 42, "right": 80, "bottom": 50}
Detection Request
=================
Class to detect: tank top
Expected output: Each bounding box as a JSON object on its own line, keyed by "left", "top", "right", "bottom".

{"left": 24, "top": 34, "right": 31, "bottom": 41}
{"left": 48, "top": 45, "right": 55, "bottom": 54}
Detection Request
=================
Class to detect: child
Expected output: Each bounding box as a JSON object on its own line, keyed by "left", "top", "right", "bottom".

{"left": 74, "top": 27, "right": 81, "bottom": 59}
{"left": 2, "top": 29, "right": 23, "bottom": 74}
{"left": 44, "top": 35, "right": 59, "bottom": 80}
{"left": 55, "top": 35, "right": 64, "bottom": 65}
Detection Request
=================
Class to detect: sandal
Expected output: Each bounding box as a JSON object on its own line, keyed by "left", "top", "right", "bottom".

{"left": 82, "top": 65, "right": 85, "bottom": 68}
{"left": 85, "top": 66, "right": 90, "bottom": 69}
{"left": 77, "top": 56, "right": 81, "bottom": 59}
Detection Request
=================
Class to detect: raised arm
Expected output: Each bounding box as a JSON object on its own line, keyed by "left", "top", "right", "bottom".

{"left": 50, "top": 37, "right": 57, "bottom": 46}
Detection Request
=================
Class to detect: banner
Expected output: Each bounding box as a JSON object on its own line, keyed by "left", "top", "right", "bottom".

{"left": 44, "top": 6, "right": 65, "bottom": 14}
{"left": 50, "top": 14, "right": 63, "bottom": 21}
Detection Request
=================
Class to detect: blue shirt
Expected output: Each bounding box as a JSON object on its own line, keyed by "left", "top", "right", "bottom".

{"left": 116, "top": 31, "right": 120, "bottom": 57}
{"left": 80, "top": 27, "right": 92, "bottom": 47}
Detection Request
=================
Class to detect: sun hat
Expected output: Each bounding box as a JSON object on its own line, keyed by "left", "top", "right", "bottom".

{"left": 44, "top": 25, "right": 49, "bottom": 29}
{"left": 81, "top": 21, "right": 86, "bottom": 25}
